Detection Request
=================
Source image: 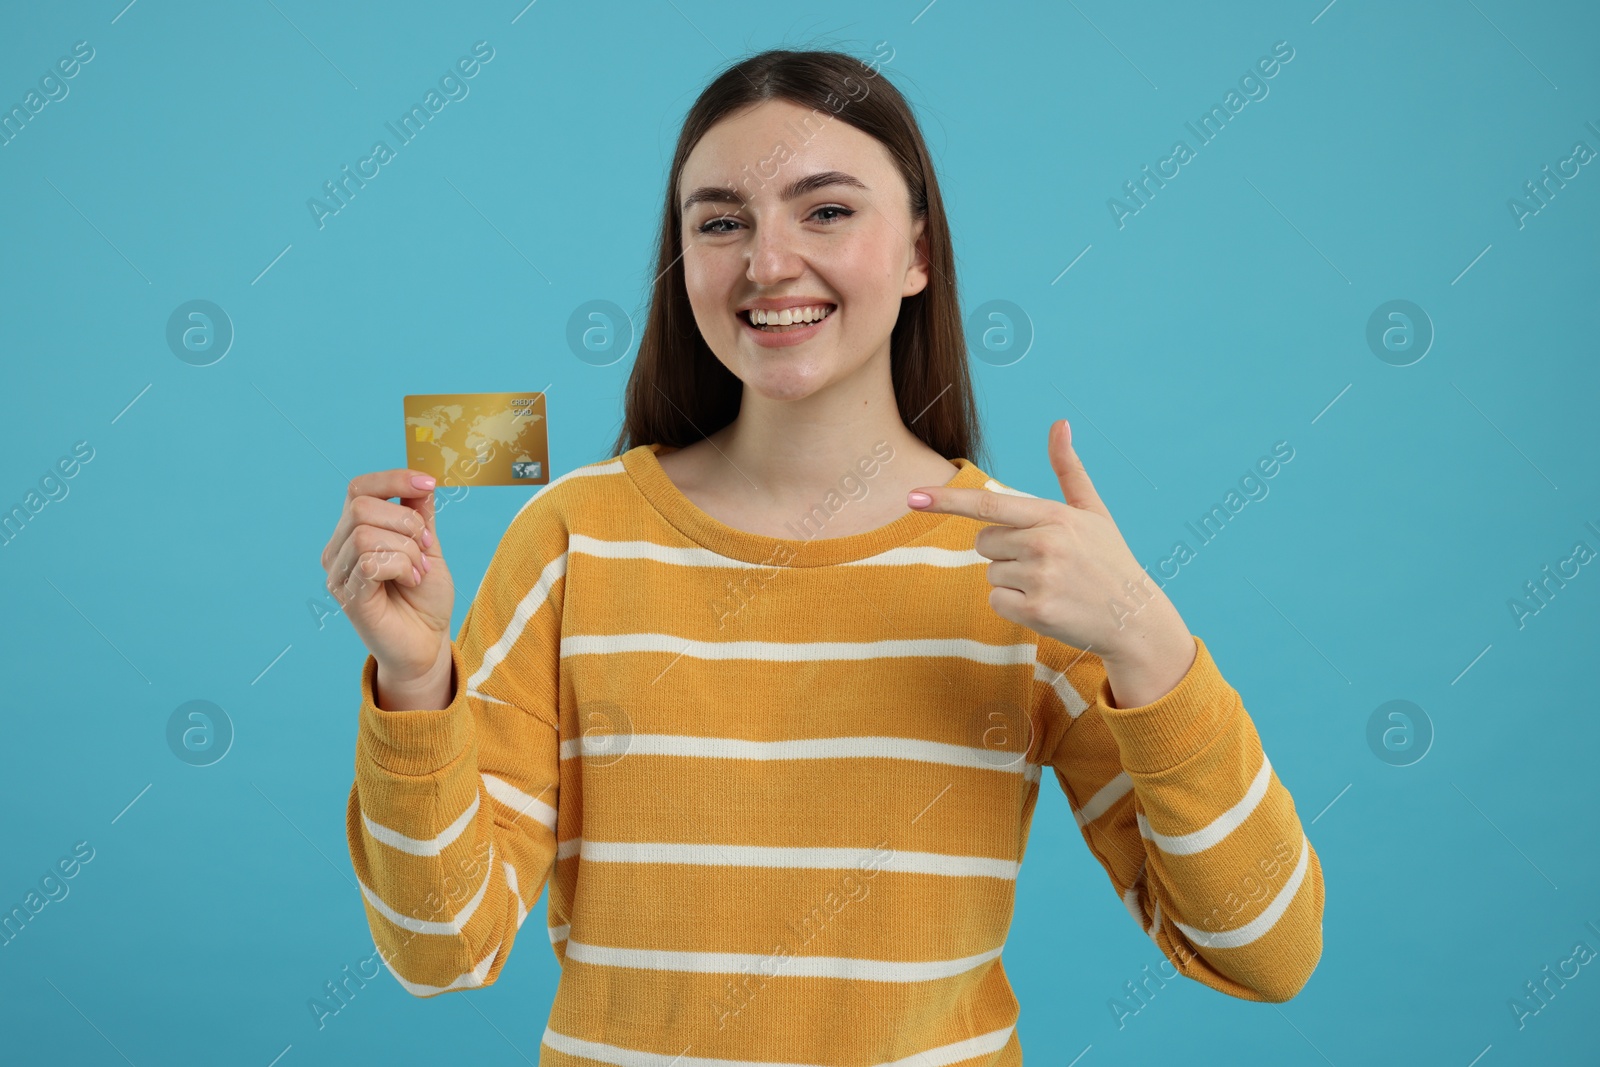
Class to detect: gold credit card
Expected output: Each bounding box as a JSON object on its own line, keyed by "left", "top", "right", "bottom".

{"left": 403, "top": 392, "right": 549, "bottom": 487}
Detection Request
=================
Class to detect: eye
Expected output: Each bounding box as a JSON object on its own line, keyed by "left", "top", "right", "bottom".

{"left": 694, "top": 205, "right": 856, "bottom": 235}
{"left": 697, "top": 213, "right": 740, "bottom": 235}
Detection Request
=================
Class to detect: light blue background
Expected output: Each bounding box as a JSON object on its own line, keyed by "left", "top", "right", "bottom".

{"left": 2, "top": 1, "right": 1596, "bottom": 1064}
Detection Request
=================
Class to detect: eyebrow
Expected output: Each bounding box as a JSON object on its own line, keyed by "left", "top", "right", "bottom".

{"left": 680, "top": 170, "right": 869, "bottom": 213}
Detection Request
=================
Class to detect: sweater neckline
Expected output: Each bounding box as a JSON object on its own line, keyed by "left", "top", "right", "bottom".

{"left": 622, "top": 442, "right": 990, "bottom": 567}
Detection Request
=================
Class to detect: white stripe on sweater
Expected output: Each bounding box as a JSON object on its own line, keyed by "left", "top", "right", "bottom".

{"left": 542, "top": 1022, "right": 1016, "bottom": 1067}
{"left": 463, "top": 456, "right": 619, "bottom": 608}
{"left": 466, "top": 553, "right": 568, "bottom": 693}
{"left": 569, "top": 534, "right": 762, "bottom": 568}
{"left": 984, "top": 479, "right": 1037, "bottom": 498}
{"left": 512, "top": 456, "right": 623, "bottom": 520}
{"left": 561, "top": 633, "right": 1039, "bottom": 666}
{"left": 557, "top": 732, "right": 1040, "bottom": 779}
{"left": 579, "top": 840, "right": 1018, "bottom": 880}
{"left": 481, "top": 772, "right": 557, "bottom": 830}
{"left": 361, "top": 789, "right": 478, "bottom": 856}
{"left": 1034, "top": 658, "right": 1089, "bottom": 718}
{"left": 842, "top": 545, "right": 987, "bottom": 568}
{"left": 571, "top": 533, "right": 986, "bottom": 570}
{"left": 563, "top": 938, "right": 1004, "bottom": 982}
{"left": 1136, "top": 755, "right": 1274, "bottom": 855}
{"left": 1122, "top": 859, "right": 1147, "bottom": 931}
{"left": 378, "top": 939, "right": 501, "bottom": 997}
{"left": 1172, "top": 834, "right": 1310, "bottom": 950}
{"left": 357, "top": 842, "right": 495, "bottom": 936}
{"left": 503, "top": 860, "right": 528, "bottom": 929}
{"left": 1075, "top": 771, "right": 1133, "bottom": 827}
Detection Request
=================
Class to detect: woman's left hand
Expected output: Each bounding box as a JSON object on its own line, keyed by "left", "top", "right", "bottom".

{"left": 907, "top": 419, "right": 1192, "bottom": 673}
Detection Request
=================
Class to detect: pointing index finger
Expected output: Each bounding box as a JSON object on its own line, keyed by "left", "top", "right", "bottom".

{"left": 906, "top": 485, "right": 1057, "bottom": 527}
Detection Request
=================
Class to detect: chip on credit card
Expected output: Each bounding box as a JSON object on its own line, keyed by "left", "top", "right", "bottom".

{"left": 403, "top": 392, "right": 549, "bottom": 487}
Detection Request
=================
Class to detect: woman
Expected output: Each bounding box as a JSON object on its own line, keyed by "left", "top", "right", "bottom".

{"left": 324, "top": 47, "right": 1323, "bottom": 1064}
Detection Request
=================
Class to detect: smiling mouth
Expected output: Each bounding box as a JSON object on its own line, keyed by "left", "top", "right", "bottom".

{"left": 741, "top": 304, "right": 837, "bottom": 333}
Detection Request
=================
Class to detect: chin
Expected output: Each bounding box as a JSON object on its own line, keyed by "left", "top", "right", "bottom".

{"left": 739, "top": 365, "right": 830, "bottom": 402}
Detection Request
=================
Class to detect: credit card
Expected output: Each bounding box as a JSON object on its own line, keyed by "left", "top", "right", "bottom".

{"left": 403, "top": 392, "right": 549, "bottom": 487}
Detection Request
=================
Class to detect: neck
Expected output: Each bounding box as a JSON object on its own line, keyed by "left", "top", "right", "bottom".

{"left": 703, "top": 346, "right": 929, "bottom": 505}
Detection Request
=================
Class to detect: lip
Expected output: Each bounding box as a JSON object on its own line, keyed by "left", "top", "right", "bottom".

{"left": 738, "top": 305, "right": 834, "bottom": 348}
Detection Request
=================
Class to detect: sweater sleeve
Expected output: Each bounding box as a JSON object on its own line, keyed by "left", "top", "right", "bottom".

{"left": 343, "top": 501, "right": 569, "bottom": 997}
{"left": 1034, "top": 633, "right": 1324, "bottom": 1003}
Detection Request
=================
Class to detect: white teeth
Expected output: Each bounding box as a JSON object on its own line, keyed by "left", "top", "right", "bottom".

{"left": 746, "top": 304, "right": 834, "bottom": 326}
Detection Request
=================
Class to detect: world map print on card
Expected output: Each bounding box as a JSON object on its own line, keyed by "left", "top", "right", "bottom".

{"left": 403, "top": 392, "right": 549, "bottom": 487}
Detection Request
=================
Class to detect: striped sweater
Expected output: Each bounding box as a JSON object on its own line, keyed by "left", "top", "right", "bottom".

{"left": 344, "top": 441, "right": 1324, "bottom": 1064}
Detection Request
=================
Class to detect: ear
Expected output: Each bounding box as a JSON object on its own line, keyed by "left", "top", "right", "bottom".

{"left": 902, "top": 216, "right": 930, "bottom": 298}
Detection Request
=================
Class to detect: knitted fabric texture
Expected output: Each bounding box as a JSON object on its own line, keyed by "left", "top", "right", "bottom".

{"left": 345, "top": 442, "right": 1325, "bottom": 1064}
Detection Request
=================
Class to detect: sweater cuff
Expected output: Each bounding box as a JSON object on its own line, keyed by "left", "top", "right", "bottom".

{"left": 356, "top": 643, "right": 473, "bottom": 777}
{"left": 1092, "top": 635, "right": 1238, "bottom": 775}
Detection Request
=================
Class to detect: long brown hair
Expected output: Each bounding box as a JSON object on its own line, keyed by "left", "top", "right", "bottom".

{"left": 606, "top": 47, "right": 986, "bottom": 469}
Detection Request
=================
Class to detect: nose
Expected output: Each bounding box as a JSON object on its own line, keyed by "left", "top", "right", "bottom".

{"left": 745, "top": 217, "right": 806, "bottom": 287}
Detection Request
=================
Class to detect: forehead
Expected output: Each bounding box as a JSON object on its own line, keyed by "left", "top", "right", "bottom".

{"left": 679, "top": 98, "right": 896, "bottom": 199}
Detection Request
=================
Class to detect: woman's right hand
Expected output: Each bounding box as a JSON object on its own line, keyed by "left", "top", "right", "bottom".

{"left": 320, "top": 470, "right": 455, "bottom": 707}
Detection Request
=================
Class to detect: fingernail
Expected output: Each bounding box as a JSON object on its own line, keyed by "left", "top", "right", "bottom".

{"left": 412, "top": 566, "right": 422, "bottom": 584}
{"left": 421, "top": 527, "right": 431, "bottom": 548}
{"left": 411, "top": 475, "right": 436, "bottom": 490}
{"left": 908, "top": 491, "right": 932, "bottom": 508}
{"left": 420, "top": 554, "right": 431, "bottom": 573}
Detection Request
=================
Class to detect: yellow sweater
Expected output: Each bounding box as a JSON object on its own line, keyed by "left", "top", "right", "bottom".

{"left": 345, "top": 442, "right": 1324, "bottom": 1063}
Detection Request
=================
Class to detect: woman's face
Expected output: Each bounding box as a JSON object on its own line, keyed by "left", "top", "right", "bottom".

{"left": 678, "top": 98, "right": 929, "bottom": 405}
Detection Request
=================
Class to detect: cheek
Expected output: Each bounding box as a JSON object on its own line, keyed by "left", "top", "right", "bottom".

{"left": 833, "top": 236, "right": 903, "bottom": 298}
{"left": 680, "top": 244, "right": 709, "bottom": 297}
{"left": 681, "top": 252, "right": 731, "bottom": 326}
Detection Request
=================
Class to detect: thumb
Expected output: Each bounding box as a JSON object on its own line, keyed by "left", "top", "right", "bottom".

{"left": 1048, "top": 419, "right": 1110, "bottom": 518}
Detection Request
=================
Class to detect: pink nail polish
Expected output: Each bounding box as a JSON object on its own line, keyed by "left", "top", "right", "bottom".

{"left": 421, "top": 554, "right": 431, "bottom": 573}
{"left": 412, "top": 566, "right": 421, "bottom": 584}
